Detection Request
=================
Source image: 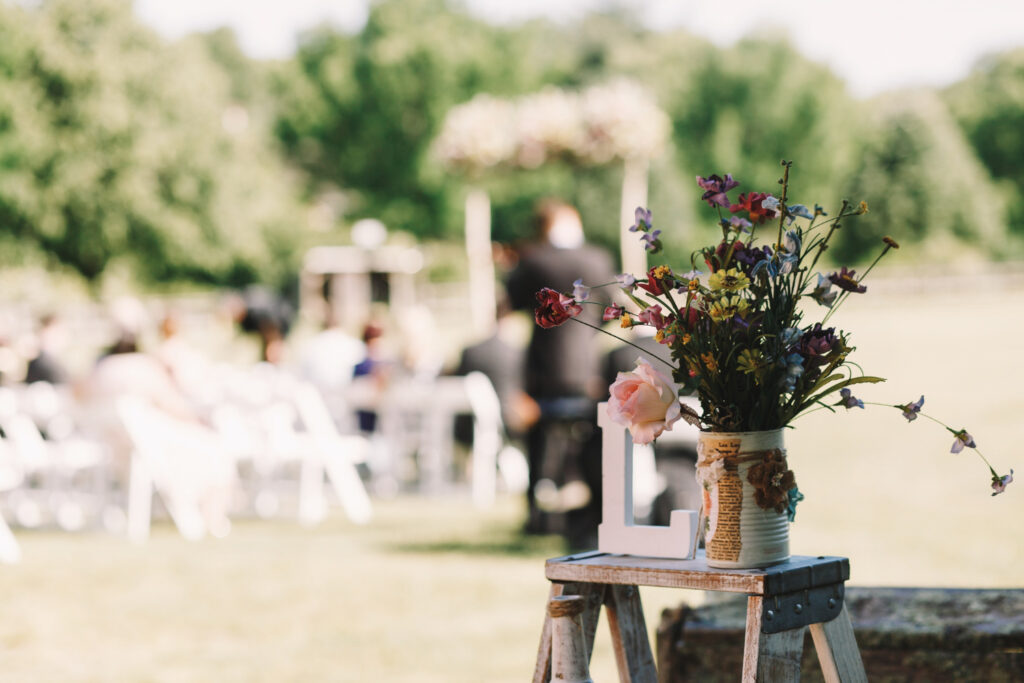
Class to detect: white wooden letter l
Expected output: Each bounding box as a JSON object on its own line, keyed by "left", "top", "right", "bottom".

{"left": 597, "top": 402, "right": 698, "bottom": 559}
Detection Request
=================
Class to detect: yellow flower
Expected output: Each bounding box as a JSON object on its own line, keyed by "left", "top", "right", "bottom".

{"left": 687, "top": 279, "right": 700, "bottom": 291}
{"left": 708, "top": 268, "right": 750, "bottom": 292}
{"left": 701, "top": 352, "right": 717, "bottom": 371}
{"left": 654, "top": 329, "right": 665, "bottom": 342}
{"left": 857, "top": 201, "right": 869, "bottom": 215}
{"left": 737, "top": 349, "right": 763, "bottom": 375}
{"left": 708, "top": 295, "right": 750, "bottom": 322}
{"left": 620, "top": 313, "right": 633, "bottom": 328}
{"left": 681, "top": 333, "right": 692, "bottom": 345}
{"left": 651, "top": 265, "right": 672, "bottom": 280}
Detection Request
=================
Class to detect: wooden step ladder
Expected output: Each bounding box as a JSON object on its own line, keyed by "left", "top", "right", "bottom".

{"left": 534, "top": 551, "right": 867, "bottom": 682}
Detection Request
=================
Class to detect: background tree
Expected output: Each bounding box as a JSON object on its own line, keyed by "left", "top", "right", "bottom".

{"left": 0, "top": 0, "right": 311, "bottom": 290}
{"left": 945, "top": 48, "right": 1024, "bottom": 237}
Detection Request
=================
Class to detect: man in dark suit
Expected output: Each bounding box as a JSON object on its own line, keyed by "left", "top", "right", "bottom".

{"left": 506, "top": 199, "right": 616, "bottom": 546}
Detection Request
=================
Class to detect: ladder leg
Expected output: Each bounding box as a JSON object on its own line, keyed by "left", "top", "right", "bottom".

{"left": 604, "top": 584, "right": 657, "bottom": 683}
{"left": 533, "top": 582, "right": 605, "bottom": 683}
{"left": 809, "top": 604, "right": 866, "bottom": 683}
{"left": 742, "top": 595, "right": 806, "bottom": 682}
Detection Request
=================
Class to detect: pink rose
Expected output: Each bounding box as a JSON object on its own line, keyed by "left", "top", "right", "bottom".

{"left": 606, "top": 358, "right": 682, "bottom": 444}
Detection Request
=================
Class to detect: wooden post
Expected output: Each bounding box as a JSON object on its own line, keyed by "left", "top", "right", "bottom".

{"left": 742, "top": 595, "right": 806, "bottom": 682}
{"left": 809, "top": 604, "right": 867, "bottom": 683}
{"left": 549, "top": 596, "right": 594, "bottom": 683}
{"left": 620, "top": 157, "right": 650, "bottom": 278}
{"left": 465, "top": 187, "right": 496, "bottom": 338}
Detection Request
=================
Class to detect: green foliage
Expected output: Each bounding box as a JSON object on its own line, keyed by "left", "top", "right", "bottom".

{"left": 833, "top": 91, "right": 1009, "bottom": 263}
{"left": 668, "top": 39, "right": 863, "bottom": 211}
{"left": 945, "top": 49, "right": 1024, "bottom": 234}
{"left": 0, "top": 0, "right": 311, "bottom": 288}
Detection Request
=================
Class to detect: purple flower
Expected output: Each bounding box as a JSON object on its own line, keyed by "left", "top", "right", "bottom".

{"left": 696, "top": 174, "right": 739, "bottom": 207}
{"left": 572, "top": 278, "right": 590, "bottom": 302}
{"left": 899, "top": 396, "right": 924, "bottom": 421}
{"left": 629, "top": 207, "right": 653, "bottom": 232}
{"left": 992, "top": 469, "right": 1014, "bottom": 496}
{"left": 720, "top": 216, "right": 753, "bottom": 233}
{"left": 951, "top": 429, "right": 976, "bottom": 454}
{"left": 829, "top": 267, "right": 867, "bottom": 294}
{"left": 640, "top": 229, "right": 663, "bottom": 253}
{"left": 615, "top": 273, "right": 636, "bottom": 290}
{"left": 798, "top": 324, "right": 839, "bottom": 376}
{"left": 837, "top": 388, "right": 864, "bottom": 409}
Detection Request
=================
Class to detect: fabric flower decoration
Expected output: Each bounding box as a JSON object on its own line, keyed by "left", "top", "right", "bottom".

{"left": 747, "top": 450, "right": 797, "bottom": 514}
{"left": 606, "top": 358, "right": 682, "bottom": 445}
{"left": 534, "top": 288, "right": 582, "bottom": 329}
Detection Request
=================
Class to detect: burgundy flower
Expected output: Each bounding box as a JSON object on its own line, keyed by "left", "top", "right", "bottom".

{"left": 828, "top": 267, "right": 867, "bottom": 294}
{"left": 798, "top": 324, "right": 839, "bottom": 374}
{"left": 729, "top": 192, "right": 780, "bottom": 224}
{"left": 534, "top": 288, "right": 582, "bottom": 329}
{"left": 696, "top": 174, "right": 739, "bottom": 208}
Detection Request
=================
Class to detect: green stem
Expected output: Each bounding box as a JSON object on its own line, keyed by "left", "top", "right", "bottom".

{"left": 570, "top": 318, "right": 676, "bottom": 372}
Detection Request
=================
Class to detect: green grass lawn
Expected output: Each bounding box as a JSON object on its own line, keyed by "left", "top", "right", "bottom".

{"left": 0, "top": 497, "right": 701, "bottom": 682}
{"left": 1, "top": 273, "right": 1022, "bottom": 681}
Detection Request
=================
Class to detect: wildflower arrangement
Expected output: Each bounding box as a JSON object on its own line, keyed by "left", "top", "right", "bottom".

{"left": 534, "top": 161, "right": 1013, "bottom": 499}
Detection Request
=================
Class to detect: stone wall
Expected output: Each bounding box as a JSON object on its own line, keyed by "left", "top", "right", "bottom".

{"left": 656, "top": 587, "right": 1024, "bottom": 682}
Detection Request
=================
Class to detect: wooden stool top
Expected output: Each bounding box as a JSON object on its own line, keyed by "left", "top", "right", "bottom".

{"left": 545, "top": 550, "right": 849, "bottom": 597}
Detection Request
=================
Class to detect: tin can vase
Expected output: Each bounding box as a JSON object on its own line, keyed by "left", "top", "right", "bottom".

{"left": 696, "top": 430, "right": 791, "bottom": 569}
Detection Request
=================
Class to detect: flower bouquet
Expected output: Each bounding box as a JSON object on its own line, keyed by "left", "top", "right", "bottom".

{"left": 535, "top": 160, "right": 1012, "bottom": 567}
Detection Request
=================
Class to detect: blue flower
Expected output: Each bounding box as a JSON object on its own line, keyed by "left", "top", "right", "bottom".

{"left": 785, "top": 204, "right": 814, "bottom": 224}
{"left": 779, "top": 327, "right": 801, "bottom": 347}
{"left": 630, "top": 207, "right": 653, "bottom": 232}
{"left": 572, "top": 278, "right": 590, "bottom": 302}
{"left": 810, "top": 273, "right": 838, "bottom": 308}
{"left": 780, "top": 353, "right": 804, "bottom": 392}
{"left": 899, "top": 396, "right": 924, "bottom": 421}
{"left": 615, "top": 273, "right": 636, "bottom": 290}
{"left": 837, "top": 388, "right": 864, "bottom": 409}
{"left": 786, "top": 486, "right": 805, "bottom": 522}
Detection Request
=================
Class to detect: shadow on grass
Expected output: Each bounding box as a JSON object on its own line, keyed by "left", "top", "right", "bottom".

{"left": 387, "top": 527, "right": 570, "bottom": 557}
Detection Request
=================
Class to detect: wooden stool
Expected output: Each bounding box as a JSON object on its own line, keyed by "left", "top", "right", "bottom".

{"left": 533, "top": 551, "right": 867, "bottom": 683}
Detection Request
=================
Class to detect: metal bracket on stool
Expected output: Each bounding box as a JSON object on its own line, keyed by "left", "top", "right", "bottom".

{"left": 761, "top": 581, "right": 845, "bottom": 633}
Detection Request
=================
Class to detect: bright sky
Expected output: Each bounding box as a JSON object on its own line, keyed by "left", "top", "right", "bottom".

{"left": 134, "top": 0, "right": 1024, "bottom": 97}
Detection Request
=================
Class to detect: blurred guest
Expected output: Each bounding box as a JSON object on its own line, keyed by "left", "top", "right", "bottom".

{"left": 352, "top": 321, "right": 394, "bottom": 433}
{"left": 226, "top": 285, "right": 295, "bottom": 364}
{"left": 453, "top": 295, "right": 537, "bottom": 442}
{"left": 506, "top": 198, "right": 616, "bottom": 546}
{"left": 82, "top": 330, "right": 235, "bottom": 537}
{"left": 25, "top": 313, "right": 70, "bottom": 385}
